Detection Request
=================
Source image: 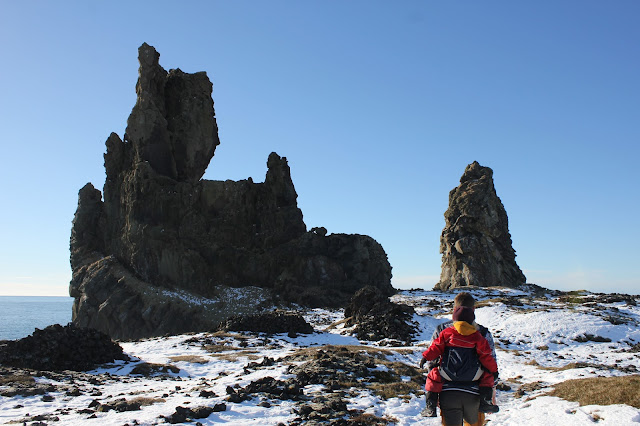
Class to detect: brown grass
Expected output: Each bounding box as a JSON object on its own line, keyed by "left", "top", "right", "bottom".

{"left": 0, "top": 374, "right": 34, "bottom": 385}
{"left": 130, "top": 362, "right": 180, "bottom": 375}
{"left": 169, "top": 355, "right": 210, "bottom": 364}
{"left": 534, "top": 361, "right": 608, "bottom": 372}
{"left": 209, "top": 331, "right": 244, "bottom": 338}
{"left": 474, "top": 298, "right": 503, "bottom": 308}
{"left": 204, "top": 344, "right": 243, "bottom": 353}
{"left": 549, "top": 375, "right": 640, "bottom": 408}
{"left": 349, "top": 412, "right": 391, "bottom": 425}
{"left": 289, "top": 344, "right": 395, "bottom": 358}
{"left": 370, "top": 382, "right": 421, "bottom": 401}
{"left": 514, "top": 381, "right": 547, "bottom": 399}
{"left": 209, "top": 350, "right": 259, "bottom": 361}
{"left": 129, "top": 396, "right": 166, "bottom": 406}
{"left": 324, "top": 317, "right": 351, "bottom": 331}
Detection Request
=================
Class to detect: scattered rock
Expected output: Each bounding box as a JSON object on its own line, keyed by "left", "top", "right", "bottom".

{"left": 627, "top": 343, "right": 640, "bottom": 353}
{"left": 290, "top": 393, "right": 392, "bottom": 425}
{"left": 96, "top": 398, "right": 142, "bottom": 412}
{"left": 163, "top": 405, "right": 215, "bottom": 424}
{"left": 245, "top": 357, "right": 276, "bottom": 370}
{"left": 292, "top": 394, "right": 349, "bottom": 424}
{"left": 130, "top": 362, "right": 180, "bottom": 376}
{"left": 225, "top": 385, "right": 249, "bottom": 403}
{"left": 287, "top": 346, "right": 377, "bottom": 388}
{"left": 230, "top": 376, "right": 303, "bottom": 402}
{"left": 198, "top": 389, "right": 217, "bottom": 398}
{"left": 18, "top": 414, "right": 60, "bottom": 424}
{"left": 496, "top": 382, "right": 512, "bottom": 391}
{"left": 436, "top": 161, "right": 526, "bottom": 290}
{"left": 573, "top": 334, "right": 612, "bottom": 343}
{"left": 0, "top": 323, "right": 127, "bottom": 371}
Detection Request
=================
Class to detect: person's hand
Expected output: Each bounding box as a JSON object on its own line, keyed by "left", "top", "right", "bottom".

{"left": 493, "top": 371, "right": 499, "bottom": 380}
{"left": 419, "top": 357, "right": 426, "bottom": 369}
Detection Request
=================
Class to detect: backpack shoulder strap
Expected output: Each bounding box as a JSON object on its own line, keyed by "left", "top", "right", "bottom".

{"left": 477, "top": 324, "right": 489, "bottom": 337}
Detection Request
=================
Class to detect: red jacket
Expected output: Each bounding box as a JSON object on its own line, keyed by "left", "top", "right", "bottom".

{"left": 422, "top": 321, "right": 497, "bottom": 374}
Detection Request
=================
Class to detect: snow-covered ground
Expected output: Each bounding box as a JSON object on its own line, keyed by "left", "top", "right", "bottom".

{"left": 1, "top": 286, "right": 639, "bottom": 425}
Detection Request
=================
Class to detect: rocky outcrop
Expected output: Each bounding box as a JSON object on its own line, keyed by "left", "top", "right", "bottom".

{"left": 344, "top": 286, "right": 417, "bottom": 344}
{"left": 0, "top": 324, "right": 127, "bottom": 371}
{"left": 436, "top": 161, "right": 526, "bottom": 290}
{"left": 219, "top": 310, "right": 314, "bottom": 335}
{"left": 70, "top": 43, "right": 393, "bottom": 340}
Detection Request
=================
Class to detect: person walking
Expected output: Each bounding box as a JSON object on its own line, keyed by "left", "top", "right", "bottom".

{"left": 419, "top": 292, "right": 499, "bottom": 425}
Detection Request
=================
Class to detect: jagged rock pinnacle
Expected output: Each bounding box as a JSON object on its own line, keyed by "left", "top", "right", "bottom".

{"left": 436, "top": 161, "right": 526, "bottom": 290}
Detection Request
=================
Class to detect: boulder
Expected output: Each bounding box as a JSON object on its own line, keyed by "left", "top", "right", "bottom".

{"left": 436, "top": 161, "right": 526, "bottom": 290}
{"left": 0, "top": 324, "right": 127, "bottom": 371}
{"left": 70, "top": 43, "right": 393, "bottom": 340}
{"left": 344, "top": 286, "right": 417, "bottom": 344}
{"left": 219, "top": 310, "right": 314, "bottom": 335}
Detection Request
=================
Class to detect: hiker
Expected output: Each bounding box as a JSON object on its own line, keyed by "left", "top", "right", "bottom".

{"left": 418, "top": 292, "right": 499, "bottom": 423}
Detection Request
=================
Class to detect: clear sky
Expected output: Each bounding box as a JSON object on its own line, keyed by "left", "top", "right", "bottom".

{"left": 1, "top": 1, "right": 638, "bottom": 296}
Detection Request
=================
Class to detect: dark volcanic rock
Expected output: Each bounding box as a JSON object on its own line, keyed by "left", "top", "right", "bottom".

{"left": 164, "top": 405, "right": 216, "bottom": 424}
{"left": 0, "top": 324, "right": 127, "bottom": 371}
{"left": 0, "top": 369, "right": 56, "bottom": 397}
{"left": 70, "top": 43, "right": 393, "bottom": 339}
{"left": 230, "top": 376, "right": 303, "bottom": 401}
{"left": 292, "top": 394, "right": 350, "bottom": 425}
{"left": 219, "top": 310, "right": 314, "bottom": 334}
{"left": 344, "top": 286, "right": 417, "bottom": 344}
{"left": 288, "top": 346, "right": 376, "bottom": 387}
{"left": 436, "top": 161, "right": 526, "bottom": 290}
{"left": 284, "top": 346, "right": 422, "bottom": 425}
{"left": 95, "top": 398, "right": 142, "bottom": 413}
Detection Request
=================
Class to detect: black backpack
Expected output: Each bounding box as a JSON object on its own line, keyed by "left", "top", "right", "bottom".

{"left": 439, "top": 346, "right": 483, "bottom": 383}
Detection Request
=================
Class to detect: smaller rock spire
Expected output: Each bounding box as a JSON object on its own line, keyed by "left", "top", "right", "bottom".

{"left": 436, "top": 161, "right": 526, "bottom": 290}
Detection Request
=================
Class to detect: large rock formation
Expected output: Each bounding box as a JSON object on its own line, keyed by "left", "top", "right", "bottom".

{"left": 436, "top": 161, "right": 526, "bottom": 290}
{"left": 70, "top": 43, "right": 393, "bottom": 340}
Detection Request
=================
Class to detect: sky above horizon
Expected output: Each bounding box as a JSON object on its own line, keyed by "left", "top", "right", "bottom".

{"left": 1, "top": 1, "right": 638, "bottom": 297}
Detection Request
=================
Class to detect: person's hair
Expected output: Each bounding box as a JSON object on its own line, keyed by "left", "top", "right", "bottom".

{"left": 453, "top": 292, "right": 475, "bottom": 308}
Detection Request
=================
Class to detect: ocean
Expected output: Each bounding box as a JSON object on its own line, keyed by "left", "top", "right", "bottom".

{"left": 0, "top": 296, "right": 74, "bottom": 341}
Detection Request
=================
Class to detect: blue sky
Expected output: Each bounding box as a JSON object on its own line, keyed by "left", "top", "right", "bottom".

{"left": 1, "top": 1, "right": 638, "bottom": 296}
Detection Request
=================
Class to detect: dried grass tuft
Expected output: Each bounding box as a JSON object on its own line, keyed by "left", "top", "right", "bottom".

{"left": 549, "top": 375, "right": 640, "bottom": 408}
{"left": 209, "top": 350, "right": 259, "bottom": 361}
{"left": 169, "top": 355, "right": 210, "bottom": 364}
{"left": 0, "top": 374, "right": 34, "bottom": 385}
{"left": 129, "top": 396, "right": 166, "bottom": 406}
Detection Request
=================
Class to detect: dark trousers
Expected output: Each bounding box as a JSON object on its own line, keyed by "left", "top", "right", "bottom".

{"left": 439, "top": 390, "right": 480, "bottom": 426}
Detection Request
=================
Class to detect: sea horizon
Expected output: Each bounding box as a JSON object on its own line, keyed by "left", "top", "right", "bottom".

{"left": 0, "top": 295, "right": 74, "bottom": 341}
